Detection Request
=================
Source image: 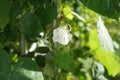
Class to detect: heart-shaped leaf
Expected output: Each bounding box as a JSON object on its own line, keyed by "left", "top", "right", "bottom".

{"left": 53, "top": 53, "right": 73, "bottom": 70}
{"left": 21, "top": 13, "right": 42, "bottom": 40}
{"left": 0, "top": 50, "right": 44, "bottom": 80}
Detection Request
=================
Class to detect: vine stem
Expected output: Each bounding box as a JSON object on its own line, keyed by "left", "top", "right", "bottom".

{"left": 52, "top": 19, "right": 58, "bottom": 80}
{"left": 52, "top": 0, "right": 59, "bottom": 79}
{"left": 18, "top": 14, "right": 26, "bottom": 56}
{"left": 20, "top": 32, "right": 26, "bottom": 55}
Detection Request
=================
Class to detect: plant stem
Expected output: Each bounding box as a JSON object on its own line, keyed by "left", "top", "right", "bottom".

{"left": 20, "top": 33, "right": 26, "bottom": 55}
{"left": 52, "top": 19, "right": 59, "bottom": 80}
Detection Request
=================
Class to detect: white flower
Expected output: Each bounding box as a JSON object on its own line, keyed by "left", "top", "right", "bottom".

{"left": 53, "top": 27, "right": 72, "bottom": 45}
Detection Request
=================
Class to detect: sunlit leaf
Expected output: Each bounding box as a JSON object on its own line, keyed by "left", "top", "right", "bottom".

{"left": 89, "top": 28, "right": 120, "bottom": 76}
{"left": 95, "top": 48, "right": 120, "bottom": 77}
{"left": 97, "top": 16, "right": 115, "bottom": 52}
{"left": 89, "top": 28, "right": 101, "bottom": 51}
{"left": 63, "top": 5, "right": 74, "bottom": 20}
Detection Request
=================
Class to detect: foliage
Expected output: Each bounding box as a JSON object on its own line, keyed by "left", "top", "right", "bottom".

{"left": 0, "top": 0, "right": 120, "bottom": 80}
{"left": 80, "top": 0, "right": 120, "bottom": 19}
{"left": 89, "top": 29, "right": 120, "bottom": 76}
{"left": 0, "top": 50, "right": 43, "bottom": 80}
{"left": 20, "top": 13, "right": 42, "bottom": 40}
{"left": 0, "top": 0, "right": 10, "bottom": 30}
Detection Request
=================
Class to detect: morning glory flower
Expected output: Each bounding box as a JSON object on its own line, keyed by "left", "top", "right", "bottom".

{"left": 53, "top": 27, "right": 72, "bottom": 45}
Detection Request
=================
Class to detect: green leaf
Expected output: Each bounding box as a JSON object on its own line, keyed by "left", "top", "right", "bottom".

{"left": 4, "top": 24, "right": 18, "bottom": 41}
{"left": 36, "top": 5, "right": 57, "bottom": 26}
{"left": 89, "top": 28, "right": 120, "bottom": 76}
{"left": 89, "top": 28, "right": 101, "bottom": 51}
{"left": 53, "top": 53, "right": 73, "bottom": 70}
{"left": 0, "top": 43, "right": 2, "bottom": 49}
{"left": 0, "top": 0, "right": 10, "bottom": 30}
{"left": 21, "top": 13, "right": 42, "bottom": 40}
{"left": 12, "top": 57, "right": 44, "bottom": 80}
{"left": 15, "top": 57, "right": 40, "bottom": 70}
{"left": 11, "top": 68, "right": 44, "bottom": 80}
{"left": 63, "top": 5, "right": 74, "bottom": 20}
{"left": 17, "top": 0, "right": 26, "bottom": 6}
{"left": 0, "top": 50, "right": 11, "bottom": 80}
{"left": 10, "top": 1, "right": 21, "bottom": 20}
{"left": 94, "top": 48, "right": 120, "bottom": 77}
{"left": 0, "top": 50, "right": 44, "bottom": 80}
{"left": 29, "top": 0, "right": 44, "bottom": 7}
{"left": 80, "top": 0, "right": 120, "bottom": 19}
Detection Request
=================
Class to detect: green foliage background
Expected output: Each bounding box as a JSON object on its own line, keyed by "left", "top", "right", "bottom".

{"left": 0, "top": 0, "right": 120, "bottom": 80}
